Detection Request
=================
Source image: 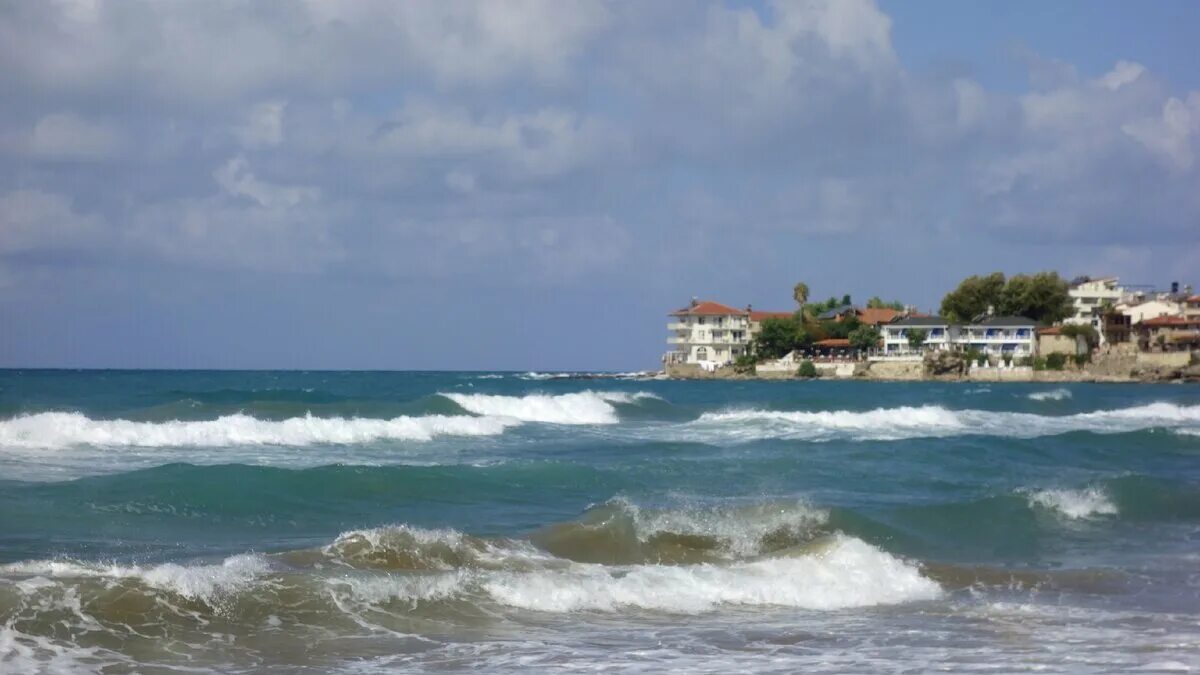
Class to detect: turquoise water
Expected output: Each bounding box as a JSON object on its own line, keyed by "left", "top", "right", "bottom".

{"left": 1, "top": 370, "right": 1198, "bottom": 672}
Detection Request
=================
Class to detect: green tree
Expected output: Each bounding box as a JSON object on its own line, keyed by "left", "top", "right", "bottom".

{"left": 822, "top": 316, "right": 861, "bottom": 339}
{"left": 848, "top": 325, "right": 881, "bottom": 352}
{"left": 792, "top": 282, "right": 809, "bottom": 313}
{"left": 753, "top": 317, "right": 807, "bottom": 360}
{"left": 841, "top": 294, "right": 852, "bottom": 306}
{"left": 906, "top": 328, "right": 929, "bottom": 350}
{"left": 867, "top": 297, "right": 905, "bottom": 311}
{"left": 940, "top": 272, "right": 1006, "bottom": 322}
{"left": 1059, "top": 323, "right": 1099, "bottom": 349}
{"left": 997, "top": 272, "right": 1072, "bottom": 325}
{"left": 797, "top": 360, "right": 818, "bottom": 378}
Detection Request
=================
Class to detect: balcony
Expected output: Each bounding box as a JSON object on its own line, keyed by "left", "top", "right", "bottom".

{"left": 667, "top": 322, "right": 688, "bottom": 330}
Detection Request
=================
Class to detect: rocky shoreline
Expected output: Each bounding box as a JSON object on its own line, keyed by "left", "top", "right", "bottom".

{"left": 663, "top": 352, "right": 1200, "bottom": 384}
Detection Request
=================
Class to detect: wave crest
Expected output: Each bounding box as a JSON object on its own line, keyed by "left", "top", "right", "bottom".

{"left": 1028, "top": 388, "right": 1072, "bottom": 401}
{"left": 1025, "top": 487, "right": 1118, "bottom": 520}
{"left": 682, "top": 403, "right": 1200, "bottom": 442}
{"left": 0, "top": 411, "right": 519, "bottom": 449}
{"left": 484, "top": 535, "right": 940, "bottom": 613}
{"left": 440, "top": 391, "right": 658, "bottom": 425}
{"left": 532, "top": 498, "right": 830, "bottom": 564}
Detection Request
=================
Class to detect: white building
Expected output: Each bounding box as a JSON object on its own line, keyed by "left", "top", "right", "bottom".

{"left": 1122, "top": 299, "right": 1183, "bottom": 325}
{"left": 880, "top": 315, "right": 1035, "bottom": 357}
{"left": 961, "top": 317, "right": 1037, "bottom": 357}
{"left": 665, "top": 300, "right": 753, "bottom": 369}
{"left": 881, "top": 317, "right": 959, "bottom": 354}
{"left": 1067, "top": 277, "right": 1124, "bottom": 343}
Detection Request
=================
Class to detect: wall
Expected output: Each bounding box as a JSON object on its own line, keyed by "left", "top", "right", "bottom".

{"left": 864, "top": 360, "right": 924, "bottom": 380}
{"left": 1038, "top": 334, "right": 1084, "bottom": 356}
{"left": 1136, "top": 351, "right": 1193, "bottom": 369}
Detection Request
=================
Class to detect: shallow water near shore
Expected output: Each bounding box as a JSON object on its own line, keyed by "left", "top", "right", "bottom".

{"left": 1, "top": 370, "right": 1199, "bottom": 672}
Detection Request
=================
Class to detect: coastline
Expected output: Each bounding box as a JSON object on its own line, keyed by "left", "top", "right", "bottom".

{"left": 662, "top": 351, "right": 1200, "bottom": 384}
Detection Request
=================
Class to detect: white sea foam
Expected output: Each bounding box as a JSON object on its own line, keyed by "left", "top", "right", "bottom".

{"left": 0, "top": 411, "right": 520, "bottom": 449}
{"left": 482, "top": 535, "right": 940, "bottom": 613}
{"left": 441, "top": 391, "right": 657, "bottom": 425}
{"left": 606, "top": 497, "right": 830, "bottom": 557}
{"left": 1, "top": 554, "right": 271, "bottom": 604}
{"left": 680, "top": 402, "right": 1200, "bottom": 442}
{"left": 1028, "top": 388, "right": 1072, "bottom": 401}
{"left": 1025, "top": 487, "right": 1118, "bottom": 519}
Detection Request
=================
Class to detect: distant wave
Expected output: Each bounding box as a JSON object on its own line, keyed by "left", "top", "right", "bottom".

{"left": 1028, "top": 388, "right": 1072, "bottom": 401}
{"left": 440, "top": 391, "right": 659, "bottom": 425}
{"left": 680, "top": 403, "right": 1200, "bottom": 442}
{"left": 1024, "top": 487, "right": 1118, "bottom": 519}
{"left": 0, "top": 411, "right": 519, "bottom": 449}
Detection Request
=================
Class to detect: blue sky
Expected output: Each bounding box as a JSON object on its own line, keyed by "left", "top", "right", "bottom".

{"left": 1, "top": 0, "right": 1198, "bottom": 370}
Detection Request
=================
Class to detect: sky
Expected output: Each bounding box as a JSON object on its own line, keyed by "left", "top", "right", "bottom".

{"left": 1, "top": 0, "right": 1199, "bottom": 371}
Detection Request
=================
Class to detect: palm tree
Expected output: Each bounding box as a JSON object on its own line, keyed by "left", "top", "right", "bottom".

{"left": 793, "top": 282, "right": 809, "bottom": 315}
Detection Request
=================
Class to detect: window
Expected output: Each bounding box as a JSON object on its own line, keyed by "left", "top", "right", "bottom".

{"left": 698, "top": 317, "right": 706, "bottom": 325}
{"left": 696, "top": 347, "right": 708, "bottom": 361}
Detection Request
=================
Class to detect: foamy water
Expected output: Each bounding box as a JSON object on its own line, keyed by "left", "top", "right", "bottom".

{"left": 1025, "top": 487, "right": 1119, "bottom": 519}
{"left": 1028, "top": 388, "right": 1072, "bottom": 401}
{"left": 3, "top": 372, "right": 1199, "bottom": 673}
{"left": 677, "top": 402, "right": 1200, "bottom": 442}
{"left": 440, "top": 390, "right": 657, "bottom": 424}
{"left": 0, "top": 411, "right": 520, "bottom": 449}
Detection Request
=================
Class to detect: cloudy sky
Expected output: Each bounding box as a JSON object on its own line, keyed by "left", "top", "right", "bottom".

{"left": 2, "top": 0, "right": 1198, "bottom": 370}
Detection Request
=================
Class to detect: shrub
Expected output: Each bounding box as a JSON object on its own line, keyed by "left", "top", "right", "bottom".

{"left": 1002, "top": 355, "right": 1013, "bottom": 367}
{"left": 1045, "top": 353, "right": 1067, "bottom": 370}
{"left": 1072, "top": 353, "right": 1090, "bottom": 367}
{"left": 733, "top": 353, "right": 757, "bottom": 374}
{"left": 797, "top": 360, "right": 818, "bottom": 378}
{"left": 1031, "top": 356, "right": 1048, "bottom": 371}
{"left": 1016, "top": 356, "right": 1034, "bottom": 367}
{"left": 977, "top": 354, "right": 988, "bottom": 367}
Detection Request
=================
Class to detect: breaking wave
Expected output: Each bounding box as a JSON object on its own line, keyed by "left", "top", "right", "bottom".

{"left": 0, "top": 411, "right": 519, "bottom": 449}
{"left": 481, "top": 535, "right": 940, "bottom": 613}
{"left": 1028, "top": 388, "right": 1072, "bottom": 401}
{"left": 1025, "top": 487, "right": 1118, "bottom": 520}
{"left": 0, "top": 554, "right": 271, "bottom": 605}
{"left": 682, "top": 402, "right": 1200, "bottom": 442}
{"left": 440, "top": 391, "right": 659, "bottom": 425}
{"left": 0, "top": 530, "right": 938, "bottom": 621}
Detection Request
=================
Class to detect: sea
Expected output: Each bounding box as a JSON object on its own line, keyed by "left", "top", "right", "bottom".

{"left": 0, "top": 369, "right": 1198, "bottom": 673}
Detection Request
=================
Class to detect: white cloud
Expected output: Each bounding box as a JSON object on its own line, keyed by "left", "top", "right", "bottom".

{"left": 0, "top": 1, "right": 610, "bottom": 102}
{"left": 0, "top": 189, "right": 104, "bottom": 253}
{"left": 213, "top": 156, "right": 318, "bottom": 209}
{"left": 370, "top": 102, "right": 622, "bottom": 179}
{"left": 27, "top": 112, "right": 121, "bottom": 160}
{"left": 1099, "top": 60, "right": 1146, "bottom": 91}
{"left": 235, "top": 101, "right": 286, "bottom": 148}
{"left": 1122, "top": 93, "right": 1200, "bottom": 170}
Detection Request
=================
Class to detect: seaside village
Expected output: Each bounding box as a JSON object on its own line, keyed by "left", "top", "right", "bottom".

{"left": 663, "top": 276, "right": 1200, "bottom": 380}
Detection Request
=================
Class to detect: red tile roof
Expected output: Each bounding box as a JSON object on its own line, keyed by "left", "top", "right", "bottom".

{"left": 749, "top": 310, "right": 794, "bottom": 322}
{"left": 670, "top": 301, "right": 748, "bottom": 317}
{"left": 813, "top": 338, "right": 851, "bottom": 348}
{"left": 1037, "top": 326, "right": 1063, "bottom": 335}
{"left": 1139, "top": 316, "right": 1200, "bottom": 327}
{"left": 857, "top": 308, "right": 900, "bottom": 325}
